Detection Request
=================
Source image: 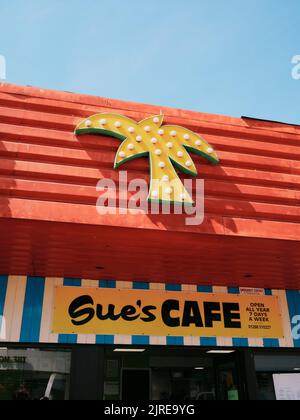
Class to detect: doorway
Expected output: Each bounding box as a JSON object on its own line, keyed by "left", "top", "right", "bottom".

{"left": 122, "top": 369, "right": 150, "bottom": 400}
{"left": 214, "top": 354, "right": 241, "bottom": 400}
{"left": 105, "top": 347, "right": 244, "bottom": 401}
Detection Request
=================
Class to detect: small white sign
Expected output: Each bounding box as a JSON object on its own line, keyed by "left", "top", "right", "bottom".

{"left": 273, "top": 374, "right": 300, "bottom": 400}
{"left": 239, "top": 287, "right": 264, "bottom": 296}
{"left": 104, "top": 381, "right": 119, "bottom": 396}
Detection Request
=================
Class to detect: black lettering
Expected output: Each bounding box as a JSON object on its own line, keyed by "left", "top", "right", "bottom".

{"left": 223, "top": 303, "right": 241, "bottom": 329}
{"left": 69, "top": 295, "right": 95, "bottom": 326}
{"left": 182, "top": 301, "right": 204, "bottom": 327}
{"left": 141, "top": 305, "right": 157, "bottom": 322}
{"left": 121, "top": 305, "right": 140, "bottom": 321}
{"left": 204, "top": 302, "right": 221, "bottom": 327}
{"left": 96, "top": 304, "right": 122, "bottom": 321}
{"left": 161, "top": 300, "right": 180, "bottom": 327}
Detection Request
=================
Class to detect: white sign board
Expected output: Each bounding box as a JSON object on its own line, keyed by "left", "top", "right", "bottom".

{"left": 239, "top": 287, "right": 264, "bottom": 295}
{"left": 104, "top": 381, "right": 119, "bottom": 396}
{"left": 273, "top": 374, "right": 300, "bottom": 400}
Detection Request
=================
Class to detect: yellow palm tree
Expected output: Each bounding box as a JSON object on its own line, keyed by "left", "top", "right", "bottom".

{"left": 75, "top": 113, "right": 219, "bottom": 205}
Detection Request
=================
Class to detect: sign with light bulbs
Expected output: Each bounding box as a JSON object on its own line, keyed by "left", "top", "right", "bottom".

{"left": 75, "top": 113, "right": 220, "bottom": 205}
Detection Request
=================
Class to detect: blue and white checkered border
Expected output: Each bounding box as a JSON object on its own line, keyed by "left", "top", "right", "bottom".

{"left": 0, "top": 276, "right": 299, "bottom": 348}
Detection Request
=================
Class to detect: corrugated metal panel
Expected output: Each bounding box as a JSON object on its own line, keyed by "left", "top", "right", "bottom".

{"left": 0, "top": 83, "right": 299, "bottom": 231}
{"left": 0, "top": 84, "right": 300, "bottom": 288}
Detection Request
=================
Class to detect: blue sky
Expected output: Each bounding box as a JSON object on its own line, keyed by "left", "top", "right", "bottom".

{"left": 1, "top": 0, "right": 299, "bottom": 124}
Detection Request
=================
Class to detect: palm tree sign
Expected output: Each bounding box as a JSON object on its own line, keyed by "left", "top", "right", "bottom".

{"left": 75, "top": 113, "right": 219, "bottom": 205}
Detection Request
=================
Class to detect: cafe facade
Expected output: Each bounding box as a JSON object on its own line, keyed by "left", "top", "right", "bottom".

{"left": 0, "top": 83, "right": 299, "bottom": 400}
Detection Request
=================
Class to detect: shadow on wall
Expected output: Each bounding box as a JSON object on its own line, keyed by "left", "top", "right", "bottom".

{"left": 242, "top": 116, "right": 300, "bottom": 131}
{"left": 0, "top": 126, "right": 16, "bottom": 275}
{"left": 76, "top": 130, "right": 258, "bottom": 235}
{"left": 0, "top": 138, "right": 14, "bottom": 219}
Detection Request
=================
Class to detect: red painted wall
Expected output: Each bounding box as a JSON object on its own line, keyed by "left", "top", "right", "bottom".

{"left": 0, "top": 83, "right": 299, "bottom": 288}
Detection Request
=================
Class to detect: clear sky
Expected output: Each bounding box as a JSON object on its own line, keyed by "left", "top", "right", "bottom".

{"left": 1, "top": 0, "right": 299, "bottom": 124}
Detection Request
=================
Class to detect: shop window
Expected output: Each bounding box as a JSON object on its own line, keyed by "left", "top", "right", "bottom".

{"left": 0, "top": 348, "right": 71, "bottom": 400}
{"left": 151, "top": 366, "right": 215, "bottom": 400}
{"left": 104, "top": 348, "right": 241, "bottom": 401}
{"left": 255, "top": 352, "right": 300, "bottom": 401}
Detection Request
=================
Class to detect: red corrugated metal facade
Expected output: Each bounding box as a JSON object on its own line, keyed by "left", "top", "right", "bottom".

{"left": 0, "top": 83, "right": 299, "bottom": 289}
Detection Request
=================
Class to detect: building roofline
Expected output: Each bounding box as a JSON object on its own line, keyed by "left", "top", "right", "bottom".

{"left": 0, "top": 82, "right": 299, "bottom": 134}
{"left": 242, "top": 116, "right": 300, "bottom": 128}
